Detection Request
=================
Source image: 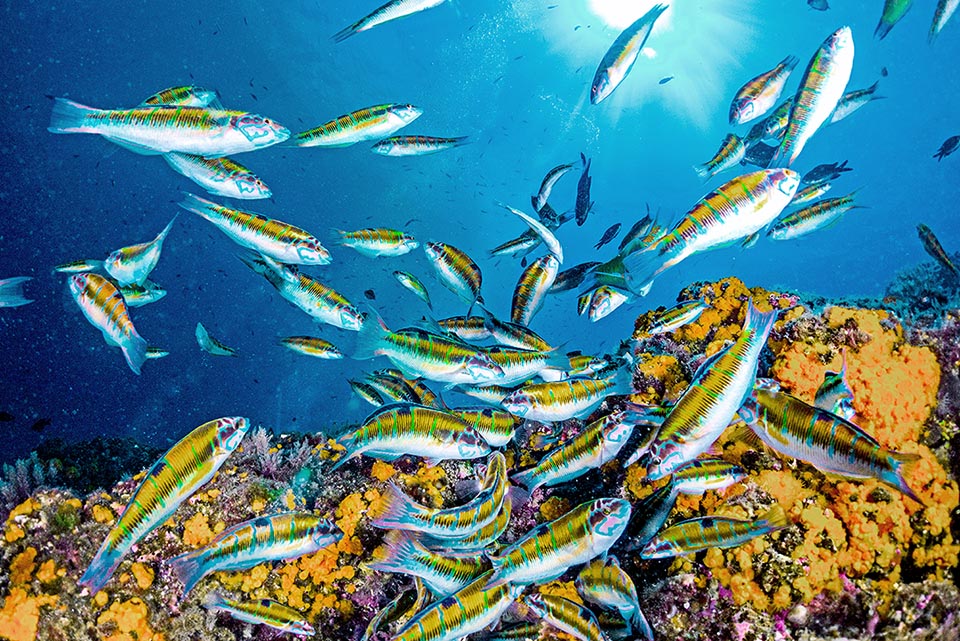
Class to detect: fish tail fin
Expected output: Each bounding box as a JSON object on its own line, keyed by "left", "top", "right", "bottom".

{"left": 509, "top": 467, "right": 541, "bottom": 492}
{"left": 743, "top": 299, "right": 779, "bottom": 344}
{"left": 693, "top": 163, "right": 713, "bottom": 180}
{"left": 370, "top": 482, "right": 427, "bottom": 529}
{"left": 874, "top": 19, "right": 894, "bottom": 40}
{"left": 887, "top": 451, "right": 924, "bottom": 504}
{"left": 781, "top": 54, "right": 799, "bottom": 72}
{"left": 78, "top": 544, "right": 125, "bottom": 594}
{"left": 631, "top": 605, "right": 655, "bottom": 641}
{"left": 200, "top": 590, "right": 228, "bottom": 611}
{"left": 167, "top": 550, "right": 207, "bottom": 600}
{"left": 352, "top": 308, "right": 390, "bottom": 360}
{"left": 0, "top": 277, "right": 33, "bottom": 307}
{"left": 367, "top": 530, "right": 420, "bottom": 574}
{"left": 332, "top": 18, "right": 365, "bottom": 43}
{"left": 48, "top": 98, "right": 99, "bottom": 134}
{"left": 178, "top": 191, "right": 224, "bottom": 225}
{"left": 757, "top": 504, "right": 788, "bottom": 529}
{"left": 451, "top": 136, "right": 471, "bottom": 147}
{"left": 121, "top": 332, "right": 149, "bottom": 375}
{"left": 331, "top": 228, "right": 348, "bottom": 245}
{"left": 155, "top": 214, "right": 179, "bottom": 245}
{"left": 621, "top": 248, "right": 661, "bottom": 297}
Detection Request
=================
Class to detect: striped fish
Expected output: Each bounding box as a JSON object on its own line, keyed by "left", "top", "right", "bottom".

{"left": 671, "top": 458, "right": 746, "bottom": 494}
{"left": 79, "top": 417, "right": 248, "bottom": 592}
{"left": 489, "top": 232, "right": 540, "bottom": 258}
{"left": 371, "top": 370, "right": 443, "bottom": 408}
{"left": 54, "top": 259, "right": 104, "bottom": 274}
{"left": 336, "top": 228, "right": 419, "bottom": 257}
{"left": 640, "top": 505, "right": 788, "bottom": 559}
{"left": 647, "top": 299, "right": 709, "bottom": 335}
{"left": 332, "top": 403, "right": 490, "bottom": 470}
{"left": 511, "top": 255, "right": 560, "bottom": 326}
{"left": 739, "top": 389, "right": 922, "bottom": 502}
{"left": 534, "top": 162, "right": 576, "bottom": 212}
{"left": 645, "top": 301, "right": 778, "bottom": 481}
{"left": 829, "top": 81, "right": 883, "bottom": 125}
{"left": 930, "top": 0, "right": 959, "bottom": 42}
{"left": 394, "top": 271, "right": 433, "bottom": 310}
{"left": 120, "top": 280, "right": 166, "bottom": 307}
{"left": 145, "top": 347, "right": 170, "bottom": 360}
{"left": 773, "top": 27, "right": 854, "bottom": 166}
{"left": 202, "top": 593, "right": 314, "bottom": 637}
{"left": 590, "top": 4, "right": 668, "bottom": 104}
{"left": 350, "top": 379, "right": 385, "bottom": 407}
{"left": 180, "top": 193, "right": 330, "bottom": 265}
{"left": 499, "top": 203, "right": 563, "bottom": 264}
{"left": 372, "top": 452, "right": 507, "bottom": 537}
{"left": 419, "top": 495, "right": 512, "bottom": 552}
{"left": 163, "top": 153, "right": 271, "bottom": 200}
{"left": 391, "top": 569, "right": 523, "bottom": 641}
{"left": 695, "top": 134, "right": 746, "bottom": 180}
{"left": 196, "top": 322, "right": 238, "bottom": 356}
{"left": 368, "top": 530, "right": 487, "bottom": 596}
{"left": 168, "top": 512, "right": 342, "bottom": 599}
{"left": 501, "top": 369, "right": 633, "bottom": 422}
{"left": 0, "top": 277, "right": 33, "bottom": 308}
{"left": 68, "top": 273, "right": 149, "bottom": 374}
{"left": 576, "top": 557, "right": 650, "bottom": 639}
{"left": 48, "top": 99, "right": 289, "bottom": 156}
{"left": 729, "top": 55, "right": 799, "bottom": 125}
{"left": 766, "top": 192, "right": 860, "bottom": 240}
{"left": 363, "top": 580, "right": 428, "bottom": 641}
{"left": 551, "top": 261, "right": 603, "bottom": 294}
{"left": 487, "top": 498, "right": 631, "bottom": 586}
{"left": 141, "top": 85, "right": 219, "bottom": 108}
{"left": 523, "top": 593, "right": 605, "bottom": 641}
{"left": 541, "top": 353, "right": 610, "bottom": 382}
{"left": 295, "top": 104, "right": 422, "bottom": 147}
{"left": 587, "top": 286, "right": 631, "bottom": 322}
{"left": 481, "top": 309, "right": 552, "bottom": 352}
{"left": 239, "top": 255, "right": 363, "bottom": 331}
{"left": 876, "top": 0, "right": 913, "bottom": 39}
{"left": 450, "top": 407, "right": 519, "bottom": 447}
{"left": 372, "top": 135, "right": 468, "bottom": 156}
{"left": 457, "top": 384, "right": 517, "bottom": 406}
{"left": 790, "top": 182, "right": 831, "bottom": 205}
{"left": 482, "top": 346, "right": 568, "bottom": 387}
{"left": 280, "top": 336, "right": 343, "bottom": 359}
{"left": 762, "top": 97, "right": 793, "bottom": 141}
{"left": 814, "top": 353, "right": 855, "bottom": 419}
{"left": 333, "top": 0, "right": 447, "bottom": 42}
{"left": 618, "top": 214, "right": 659, "bottom": 256}
{"left": 437, "top": 315, "right": 490, "bottom": 342}
{"left": 104, "top": 216, "right": 177, "bottom": 287}
{"left": 917, "top": 223, "right": 959, "bottom": 276}
{"left": 367, "top": 371, "right": 422, "bottom": 404}
{"left": 424, "top": 242, "right": 484, "bottom": 310}
{"left": 622, "top": 169, "right": 799, "bottom": 296}
{"left": 621, "top": 483, "right": 679, "bottom": 552}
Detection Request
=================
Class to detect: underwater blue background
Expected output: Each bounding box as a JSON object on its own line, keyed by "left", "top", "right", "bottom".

{"left": 0, "top": 0, "right": 957, "bottom": 463}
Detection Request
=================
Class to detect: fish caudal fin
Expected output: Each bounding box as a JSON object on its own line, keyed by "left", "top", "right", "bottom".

{"left": 155, "top": 214, "right": 179, "bottom": 246}
{"left": 78, "top": 544, "right": 125, "bottom": 594}
{"left": 693, "top": 164, "right": 714, "bottom": 180}
{"left": 352, "top": 308, "right": 390, "bottom": 360}
{"left": 0, "top": 277, "right": 33, "bottom": 307}
{"left": 167, "top": 550, "right": 207, "bottom": 600}
{"left": 631, "top": 605, "right": 655, "bottom": 641}
{"left": 370, "top": 482, "right": 427, "bottom": 529}
{"left": 332, "top": 20, "right": 364, "bottom": 43}
{"left": 178, "top": 192, "right": 220, "bottom": 223}
{"left": 743, "top": 299, "right": 779, "bottom": 344}
{"left": 121, "top": 332, "right": 149, "bottom": 375}
{"left": 509, "top": 467, "right": 541, "bottom": 493}
{"left": 48, "top": 98, "right": 99, "bottom": 134}
{"left": 887, "top": 451, "right": 924, "bottom": 504}
{"left": 621, "top": 248, "right": 661, "bottom": 297}
{"left": 367, "top": 530, "right": 419, "bottom": 575}
{"left": 780, "top": 54, "right": 799, "bottom": 73}
{"left": 757, "top": 504, "right": 789, "bottom": 530}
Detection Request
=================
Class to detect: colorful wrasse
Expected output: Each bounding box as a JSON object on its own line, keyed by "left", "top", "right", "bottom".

{"left": 766, "top": 191, "right": 860, "bottom": 240}
{"left": 641, "top": 505, "right": 788, "bottom": 559}
{"left": 363, "top": 580, "right": 428, "bottom": 641}
{"left": 280, "top": 336, "right": 343, "bottom": 359}
{"left": 695, "top": 133, "right": 745, "bottom": 180}
{"left": 419, "top": 495, "right": 512, "bottom": 552}
{"left": 500, "top": 203, "right": 563, "bottom": 263}
{"left": 350, "top": 379, "right": 385, "bottom": 407}
{"left": 48, "top": 99, "right": 289, "bottom": 156}
{"left": 391, "top": 569, "right": 523, "bottom": 641}
{"left": 333, "top": 403, "right": 490, "bottom": 470}
{"left": 0, "top": 277, "right": 33, "bottom": 308}
{"left": 104, "top": 216, "right": 177, "bottom": 287}
{"left": 141, "top": 85, "right": 219, "bottom": 108}
{"left": 238, "top": 254, "right": 363, "bottom": 330}
{"left": 511, "top": 254, "right": 559, "bottom": 326}
{"left": 739, "top": 389, "right": 922, "bottom": 502}
{"left": 367, "top": 371, "right": 423, "bottom": 404}
{"left": 586, "top": 286, "right": 631, "bottom": 322}
{"left": 168, "top": 512, "right": 342, "bottom": 599}
{"left": 762, "top": 97, "right": 794, "bottom": 141}
{"left": 457, "top": 384, "right": 517, "bottom": 406}
{"left": 181, "top": 193, "right": 330, "bottom": 265}
{"left": 481, "top": 309, "right": 552, "bottom": 352}
{"left": 202, "top": 593, "right": 314, "bottom": 637}
{"left": 729, "top": 55, "right": 799, "bottom": 125}
{"left": 163, "top": 153, "right": 270, "bottom": 200}
{"left": 790, "top": 182, "right": 831, "bottom": 205}
{"left": 773, "top": 26, "right": 854, "bottom": 166}
{"left": 671, "top": 458, "right": 746, "bottom": 494}
{"left": 829, "top": 81, "right": 883, "bottom": 125}
{"left": 424, "top": 241, "right": 484, "bottom": 309}
{"left": 372, "top": 135, "right": 467, "bottom": 156}
{"left": 622, "top": 483, "right": 679, "bottom": 552}
{"left": 918, "top": 223, "right": 959, "bottom": 276}
{"left": 645, "top": 301, "right": 777, "bottom": 481}
{"left": 534, "top": 161, "right": 576, "bottom": 212}
{"left": 618, "top": 214, "right": 657, "bottom": 255}
{"left": 501, "top": 368, "right": 633, "bottom": 422}
{"left": 80, "top": 417, "right": 248, "bottom": 592}
{"left": 647, "top": 299, "right": 709, "bottom": 335}
{"left": 876, "top": 0, "right": 913, "bottom": 39}
{"left": 575, "top": 557, "right": 650, "bottom": 639}
{"left": 68, "top": 273, "right": 148, "bottom": 374}
{"left": 368, "top": 530, "right": 487, "bottom": 597}
{"left": 334, "top": 0, "right": 446, "bottom": 42}
{"left": 196, "top": 322, "right": 238, "bottom": 356}
{"left": 590, "top": 4, "right": 668, "bottom": 104}
{"left": 54, "top": 259, "right": 104, "bottom": 274}
{"left": 490, "top": 232, "right": 540, "bottom": 258}
{"left": 814, "top": 353, "right": 855, "bottom": 419}
{"left": 524, "top": 593, "right": 605, "bottom": 641}
{"left": 930, "top": 0, "right": 959, "bottom": 42}
{"left": 394, "top": 271, "right": 433, "bottom": 309}
{"left": 551, "top": 261, "right": 602, "bottom": 294}
{"left": 487, "top": 498, "right": 631, "bottom": 586}
{"left": 336, "top": 228, "right": 419, "bottom": 257}
{"left": 119, "top": 280, "right": 166, "bottom": 307}
{"left": 541, "top": 353, "right": 610, "bottom": 381}
{"left": 436, "top": 315, "right": 490, "bottom": 342}
{"left": 295, "top": 103, "right": 422, "bottom": 147}
{"left": 449, "top": 407, "right": 519, "bottom": 447}
{"left": 622, "top": 169, "right": 799, "bottom": 296}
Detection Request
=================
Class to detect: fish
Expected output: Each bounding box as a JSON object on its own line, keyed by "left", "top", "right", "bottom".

{"left": 670, "top": 458, "right": 746, "bottom": 494}
{"left": 145, "top": 347, "right": 170, "bottom": 360}
{"left": 29, "top": 418, "right": 51, "bottom": 433}
{"left": 489, "top": 232, "right": 540, "bottom": 258}
{"left": 449, "top": 408, "right": 519, "bottom": 447}
{"left": 814, "top": 353, "right": 855, "bottom": 420}
{"left": 917, "top": 223, "right": 959, "bottom": 276}
{"left": 54, "top": 259, "right": 104, "bottom": 274}
{"left": 424, "top": 241, "right": 484, "bottom": 310}
{"left": 0, "top": 277, "right": 33, "bottom": 308}
{"left": 350, "top": 379, "right": 385, "bottom": 407}
{"left": 372, "top": 135, "right": 468, "bottom": 156}
{"left": 333, "top": 0, "right": 447, "bottom": 43}
{"left": 934, "top": 135, "right": 960, "bottom": 161}
{"left": 195, "top": 322, "right": 238, "bottom": 357}
{"left": 828, "top": 81, "right": 884, "bottom": 125}
{"left": 419, "top": 495, "right": 512, "bottom": 552}
{"left": 729, "top": 55, "right": 799, "bottom": 125}
{"left": 739, "top": 389, "right": 922, "bottom": 502}
{"left": 790, "top": 182, "right": 832, "bottom": 205}
{"left": 163, "top": 153, "right": 271, "bottom": 200}
{"left": 367, "top": 530, "right": 487, "bottom": 597}
{"left": 534, "top": 162, "right": 576, "bottom": 212}
{"left": 0, "top": 412, "right": 13, "bottom": 422}
{"left": 294, "top": 104, "right": 422, "bottom": 147}
{"left": 766, "top": 191, "right": 861, "bottom": 240}
{"left": 590, "top": 4, "right": 668, "bottom": 104}
{"left": 103, "top": 216, "right": 177, "bottom": 287}
{"left": 335, "top": 228, "right": 419, "bottom": 257}
{"left": 140, "top": 85, "right": 220, "bottom": 108}
{"left": 808, "top": 0, "right": 829, "bottom": 10}
{"left": 393, "top": 271, "right": 433, "bottom": 310}
{"left": 48, "top": 99, "right": 289, "bottom": 156}
{"left": 457, "top": 384, "right": 517, "bottom": 406}
{"left": 550, "top": 262, "right": 602, "bottom": 294}
{"left": 238, "top": 255, "right": 363, "bottom": 331}
{"left": 760, "top": 97, "right": 794, "bottom": 142}
{"left": 365, "top": 289, "right": 377, "bottom": 300}
{"left": 621, "top": 483, "right": 680, "bottom": 552}
{"left": 482, "top": 346, "right": 569, "bottom": 387}
{"left": 575, "top": 153, "right": 594, "bottom": 226}
{"left": 202, "top": 593, "right": 314, "bottom": 637}
{"left": 279, "top": 336, "right": 343, "bottom": 359}
{"left": 773, "top": 26, "right": 855, "bottom": 167}
{"left": 332, "top": 403, "right": 490, "bottom": 470}
{"left": 587, "top": 286, "right": 631, "bottom": 322}
{"left": 68, "top": 273, "right": 148, "bottom": 374}
{"left": 511, "top": 254, "right": 560, "bottom": 326}
{"left": 486, "top": 497, "right": 631, "bottom": 586}
{"left": 523, "top": 593, "right": 606, "bottom": 641}
{"left": 695, "top": 133, "right": 746, "bottom": 180}
{"left": 481, "top": 309, "right": 552, "bottom": 352}
{"left": 645, "top": 301, "right": 778, "bottom": 481}
{"left": 622, "top": 169, "right": 799, "bottom": 296}
{"left": 640, "top": 505, "right": 788, "bottom": 559}
{"left": 436, "top": 315, "right": 491, "bottom": 343}
{"left": 500, "top": 368, "right": 633, "bottom": 422}
{"left": 119, "top": 280, "right": 167, "bottom": 307}
{"left": 180, "top": 193, "right": 331, "bottom": 265}
{"left": 659, "top": 76, "right": 674, "bottom": 85}
{"left": 363, "top": 580, "right": 427, "bottom": 641}
{"left": 594, "top": 223, "right": 622, "bottom": 250}
{"left": 875, "top": 0, "right": 913, "bottom": 40}
{"left": 801, "top": 160, "right": 851, "bottom": 185}
{"left": 930, "top": 0, "right": 959, "bottom": 42}
{"left": 80, "top": 417, "right": 249, "bottom": 592}
{"left": 647, "top": 299, "right": 709, "bottom": 335}
{"left": 575, "top": 557, "right": 651, "bottom": 640}
{"left": 367, "top": 371, "right": 422, "bottom": 404}
{"left": 617, "top": 213, "right": 657, "bottom": 255}
{"left": 168, "top": 512, "right": 342, "bottom": 599}
{"left": 499, "top": 203, "right": 563, "bottom": 264}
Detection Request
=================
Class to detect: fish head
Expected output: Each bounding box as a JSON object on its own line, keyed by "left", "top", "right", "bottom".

{"left": 312, "top": 520, "right": 344, "bottom": 546}
{"left": 392, "top": 104, "right": 423, "bottom": 124}
{"left": 603, "top": 416, "right": 633, "bottom": 444}
{"left": 400, "top": 235, "right": 420, "bottom": 252}
{"left": 589, "top": 498, "right": 632, "bottom": 537}
{"left": 590, "top": 70, "right": 613, "bottom": 105}
{"left": 729, "top": 98, "right": 754, "bottom": 125}
{"left": 296, "top": 240, "right": 332, "bottom": 266}
{"left": 235, "top": 174, "right": 272, "bottom": 198}
{"left": 464, "top": 353, "right": 505, "bottom": 382}
{"left": 288, "top": 622, "right": 316, "bottom": 636}
{"left": 457, "top": 427, "right": 491, "bottom": 458}
{"left": 423, "top": 242, "right": 442, "bottom": 261}
{"left": 215, "top": 416, "right": 250, "bottom": 454}
{"left": 500, "top": 391, "right": 530, "bottom": 418}
{"left": 233, "top": 114, "right": 291, "bottom": 145}
{"left": 644, "top": 441, "right": 686, "bottom": 480}
{"left": 339, "top": 306, "right": 365, "bottom": 332}
{"left": 522, "top": 593, "right": 547, "bottom": 615}
{"left": 769, "top": 168, "right": 801, "bottom": 199}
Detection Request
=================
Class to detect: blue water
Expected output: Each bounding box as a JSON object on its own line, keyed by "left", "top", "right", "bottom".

{"left": 1, "top": 1, "right": 957, "bottom": 463}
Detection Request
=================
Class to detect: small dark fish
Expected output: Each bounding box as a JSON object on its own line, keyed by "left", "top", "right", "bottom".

{"left": 881, "top": 66, "right": 889, "bottom": 77}
{"left": 918, "top": 224, "right": 959, "bottom": 276}
{"left": 250, "top": 93, "right": 258, "bottom": 101}
{"left": 364, "top": 289, "right": 376, "bottom": 300}
{"left": 802, "top": 160, "right": 852, "bottom": 185}
{"left": 622, "top": 483, "right": 678, "bottom": 552}
{"left": 934, "top": 136, "right": 960, "bottom": 161}
{"left": 550, "top": 262, "right": 602, "bottom": 293}
{"left": 741, "top": 141, "right": 777, "bottom": 168}
{"left": 618, "top": 213, "right": 655, "bottom": 254}
{"left": 30, "top": 418, "right": 52, "bottom": 433}
{"left": 594, "top": 223, "right": 622, "bottom": 250}
{"left": 808, "top": 0, "right": 829, "bottom": 10}
{"left": 575, "top": 152, "right": 594, "bottom": 226}
{"left": 0, "top": 412, "right": 13, "bottom": 422}
{"left": 520, "top": 256, "right": 528, "bottom": 268}
{"left": 659, "top": 76, "right": 674, "bottom": 85}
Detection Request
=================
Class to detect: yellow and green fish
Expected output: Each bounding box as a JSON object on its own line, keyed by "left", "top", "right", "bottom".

{"left": 576, "top": 556, "right": 651, "bottom": 640}
{"left": 394, "top": 271, "right": 433, "bottom": 310}
{"left": 68, "top": 273, "right": 149, "bottom": 374}
{"left": 766, "top": 191, "right": 861, "bottom": 240}
{"left": 336, "top": 228, "right": 419, "bottom": 257}
{"left": 511, "top": 254, "right": 559, "bottom": 326}
{"left": 202, "top": 593, "right": 314, "bottom": 637}
{"left": 295, "top": 103, "right": 422, "bottom": 147}
{"left": 590, "top": 4, "right": 668, "bottom": 104}
{"left": 729, "top": 55, "right": 799, "bottom": 125}
{"left": 164, "top": 153, "right": 271, "bottom": 200}
{"left": 372, "top": 135, "right": 468, "bottom": 156}
{"left": 280, "top": 336, "right": 343, "bottom": 359}
{"left": 104, "top": 215, "right": 177, "bottom": 287}
{"left": 641, "top": 505, "right": 788, "bottom": 559}
{"left": 367, "top": 530, "right": 487, "bottom": 597}
{"left": 501, "top": 369, "right": 633, "bottom": 422}
{"left": 647, "top": 299, "right": 709, "bottom": 335}
{"left": 695, "top": 133, "right": 746, "bottom": 180}
{"left": 424, "top": 241, "right": 484, "bottom": 310}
